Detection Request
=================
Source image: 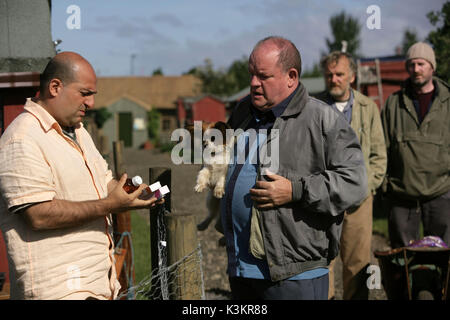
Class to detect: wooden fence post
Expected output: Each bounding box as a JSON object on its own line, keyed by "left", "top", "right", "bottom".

{"left": 112, "top": 141, "right": 125, "bottom": 178}
{"left": 149, "top": 167, "right": 202, "bottom": 299}
{"left": 165, "top": 214, "right": 202, "bottom": 300}
{"left": 112, "top": 140, "right": 134, "bottom": 299}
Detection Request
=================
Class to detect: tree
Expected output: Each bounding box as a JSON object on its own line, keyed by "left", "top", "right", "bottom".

{"left": 86, "top": 107, "right": 112, "bottom": 129}
{"left": 427, "top": 1, "right": 450, "bottom": 83}
{"left": 184, "top": 58, "right": 224, "bottom": 94}
{"left": 226, "top": 56, "right": 250, "bottom": 94}
{"left": 152, "top": 67, "right": 163, "bottom": 76}
{"left": 302, "top": 62, "right": 322, "bottom": 78}
{"left": 184, "top": 56, "right": 249, "bottom": 96}
{"left": 401, "top": 28, "right": 419, "bottom": 55}
{"left": 325, "top": 11, "right": 361, "bottom": 56}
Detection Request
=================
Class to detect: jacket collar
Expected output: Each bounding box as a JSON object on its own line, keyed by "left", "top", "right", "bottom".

{"left": 434, "top": 77, "right": 450, "bottom": 103}
{"left": 279, "top": 81, "right": 308, "bottom": 117}
{"left": 352, "top": 89, "right": 368, "bottom": 107}
{"left": 231, "top": 82, "right": 309, "bottom": 130}
{"left": 250, "top": 86, "right": 297, "bottom": 121}
{"left": 403, "top": 77, "right": 449, "bottom": 101}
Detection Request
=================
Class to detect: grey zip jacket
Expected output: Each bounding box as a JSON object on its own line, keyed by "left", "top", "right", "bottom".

{"left": 226, "top": 83, "right": 367, "bottom": 281}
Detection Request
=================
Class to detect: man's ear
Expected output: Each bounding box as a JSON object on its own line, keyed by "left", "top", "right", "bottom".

{"left": 350, "top": 72, "right": 356, "bottom": 85}
{"left": 48, "top": 79, "right": 63, "bottom": 97}
{"left": 287, "top": 68, "right": 299, "bottom": 88}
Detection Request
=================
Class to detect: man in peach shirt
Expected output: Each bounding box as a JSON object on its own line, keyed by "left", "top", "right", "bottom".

{"left": 0, "top": 52, "right": 160, "bottom": 299}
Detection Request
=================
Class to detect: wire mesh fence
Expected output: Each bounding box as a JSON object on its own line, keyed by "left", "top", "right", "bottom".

{"left": 116, "top": 204, "right": 205, "bottom": 300}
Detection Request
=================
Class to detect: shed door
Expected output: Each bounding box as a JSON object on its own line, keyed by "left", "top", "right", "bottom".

{"left": 118, "top": 112, "right": 132, "bottom": 147}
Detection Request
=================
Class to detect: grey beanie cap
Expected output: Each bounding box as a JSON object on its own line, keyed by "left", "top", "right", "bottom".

{"left": 406, "top": 42, "right": 436, "bottom": 70}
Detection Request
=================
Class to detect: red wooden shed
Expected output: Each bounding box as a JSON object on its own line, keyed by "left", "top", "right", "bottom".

{"left": 357, "top": 55, "right": 409, "bottom": 110}
{"left": 177, "top": 94, "right": 226, "bottom": 128}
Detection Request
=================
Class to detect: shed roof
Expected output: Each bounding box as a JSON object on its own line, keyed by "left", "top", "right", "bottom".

{"left": 94, "top": 75, "right": 202, "bottom": 110}
{"left": 180, "top": 94, "right": 225, "bottom": 105}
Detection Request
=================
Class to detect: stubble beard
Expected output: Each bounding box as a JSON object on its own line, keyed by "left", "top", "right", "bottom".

{"left": 411, "top": 75, "right": 432, "bottom": 89}
{"left": 329, "top": 85, "right": 349, "bottom": 101}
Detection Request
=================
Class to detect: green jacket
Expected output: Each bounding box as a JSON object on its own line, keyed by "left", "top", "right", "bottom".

{"left": 315, "top": 89, "right": 387, "bottom": 196}
{"left": 381, "top": 77, "right": 450, "bottom": 200}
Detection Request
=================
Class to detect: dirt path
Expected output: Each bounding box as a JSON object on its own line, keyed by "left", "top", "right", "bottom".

{"left": 121, "top": 149, "right": 389, "bottom": 300}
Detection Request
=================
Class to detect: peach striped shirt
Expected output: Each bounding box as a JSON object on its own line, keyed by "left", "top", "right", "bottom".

{"left": 0, "top": 98, "right": 119, "bottom": 299}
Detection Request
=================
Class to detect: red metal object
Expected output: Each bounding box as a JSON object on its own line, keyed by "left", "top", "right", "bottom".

{"left": 0, "top": 231, "right": 8, "bottom": 283}
{"left": 0, "top": 72, "right": 40, "bottom": 134}
{"left": 0, "top": 72, "right": 40, "bottom": 296}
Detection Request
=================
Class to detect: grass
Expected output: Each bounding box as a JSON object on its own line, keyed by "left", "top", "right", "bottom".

{"left": 372, "top": 197, "right": 424, "bottom": 242}
{"left": 129, "top": 211, "right": 151, "bottom": 284}
{"left": 373, "top": 217, "right": 389, "bottom": 239}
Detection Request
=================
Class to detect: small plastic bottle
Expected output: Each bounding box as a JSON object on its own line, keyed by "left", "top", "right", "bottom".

{"left": 123, "top": 175, "right": 161, "bottom": 197}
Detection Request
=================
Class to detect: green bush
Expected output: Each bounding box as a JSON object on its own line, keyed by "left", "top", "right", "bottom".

{"left": 147, "top": 109, "right": 160, "bottom": 142}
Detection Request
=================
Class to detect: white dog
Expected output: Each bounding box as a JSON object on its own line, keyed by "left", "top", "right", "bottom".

{"left": 191, "top": 121, "right": 234, "bottom": 231}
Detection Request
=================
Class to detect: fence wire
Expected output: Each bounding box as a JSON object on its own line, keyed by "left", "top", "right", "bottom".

{"left": 116, "top": 204, "right": 205, "bottom": 300}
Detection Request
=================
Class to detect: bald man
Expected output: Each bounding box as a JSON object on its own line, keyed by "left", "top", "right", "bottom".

{"left": 0, "top": 52, "right": 161, "bottom": 299}
{"left": 221, "top": 37, "right": 367, "bottom": 300}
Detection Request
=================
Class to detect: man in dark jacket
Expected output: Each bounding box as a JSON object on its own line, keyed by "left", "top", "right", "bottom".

{"left": 220, "top": 36, "right": 367, "bottom": 300}
{"left": 381, "top": 42, "right": 450, "bottom": 248}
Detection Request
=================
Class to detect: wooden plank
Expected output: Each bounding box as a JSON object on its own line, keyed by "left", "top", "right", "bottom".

{"left": 112, "top": 140, "right": 134, "bottom": 299}
{"left": 165, "top": 214, "right": 202, "bottom": 300}
{"left": 0, "top": 282, "right": 10, "bottom": 300}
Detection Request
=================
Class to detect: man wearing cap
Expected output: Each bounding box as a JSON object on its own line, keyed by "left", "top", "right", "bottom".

{"left": 381, "top": 42, "right": 450, "bottom": 248}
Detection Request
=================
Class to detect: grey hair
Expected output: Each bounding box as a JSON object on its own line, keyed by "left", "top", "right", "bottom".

{"left": 320, "top": 51, "right": 357, "bottom": 75}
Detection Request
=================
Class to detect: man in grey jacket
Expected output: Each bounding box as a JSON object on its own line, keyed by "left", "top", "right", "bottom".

{"left": 220, "top": 36, "right": 367, "bottom": 300}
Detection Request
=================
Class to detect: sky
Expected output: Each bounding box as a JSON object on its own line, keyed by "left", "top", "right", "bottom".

{"left": 51, "top": 0, "right": 446, "bottom": 77}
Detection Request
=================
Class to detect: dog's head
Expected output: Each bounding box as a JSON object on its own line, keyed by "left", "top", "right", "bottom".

{"left": 185, "top": 121, "right": 233, "bottom": 165}
{"left": 185, "top": 121, "right": 231, "bottom": 145}
{"left": 203, "top": 121, "right": 231, "bottom": 146}
{"left": 203, "top": 122, "right": 233, "bottom": 165}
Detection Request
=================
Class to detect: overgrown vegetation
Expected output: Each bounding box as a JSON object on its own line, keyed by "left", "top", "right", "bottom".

{"left": 427, "top": 1, "right": 450, "bottom": 83}
{"left": 86, "top": 107, "right": 112, "bottom": 129}
{"left": 184, "top": 55, "right": 249, "bottom": 97}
